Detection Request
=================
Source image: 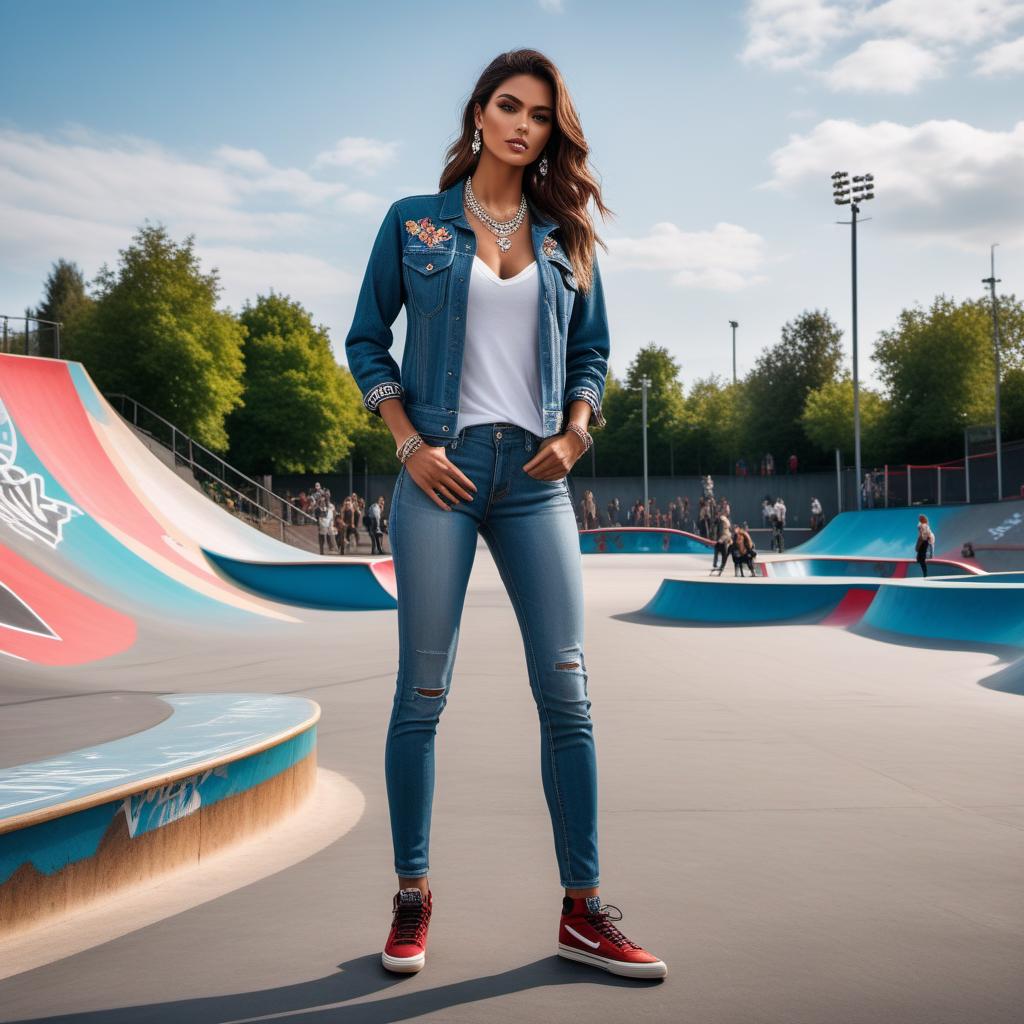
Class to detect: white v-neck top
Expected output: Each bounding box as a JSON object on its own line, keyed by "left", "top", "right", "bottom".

{"left": 455, "top": 256, "right": 544, "bottom": 436}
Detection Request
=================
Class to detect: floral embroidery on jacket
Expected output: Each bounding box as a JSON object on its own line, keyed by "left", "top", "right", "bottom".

{"left": 542, "top": 235, "right": 558, "bottom": 258}
{"left": 405, "top": 217, "right": 453, "bottom": 248}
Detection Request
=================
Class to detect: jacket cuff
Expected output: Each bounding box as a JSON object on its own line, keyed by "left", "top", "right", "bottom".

{"left": 363, "top": 380, "right": 405, "bottom": 416}
{"left": 565, "top": 385, "right": 606, "bottom": 429}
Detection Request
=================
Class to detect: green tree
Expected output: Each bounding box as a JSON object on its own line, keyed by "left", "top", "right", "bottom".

{"left": 682, "top": 375, "right": 741, "bottom": 475}
{"left": 739, "top": 310, "right": 844, "bottom": 467}
{"left": 30, "top": 259, "right": 92, "bottom": 358}
{"left": 594, "top": 345, "right": 686, "bottom": 476}
{"left": 226, "top": 293, "right": 358, "bottom": 475}
{"left": 801, "top": 374, "right": 891, "bottom": 464}
{"left": 72, "top": 222, "right": 245, "bottom": 450}
{"left": 873, "top": 294, "right": 1024, "bottom": 461}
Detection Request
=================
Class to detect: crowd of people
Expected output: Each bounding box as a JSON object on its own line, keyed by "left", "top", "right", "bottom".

{"left": 267, "top": 472, "right": 942, "bottom": 581}
{"left": 282, "top": 483, "right": 389, "bottom": 555}
{"left": 272, "top": 474, "right": 832, "bottom": 562}
{"left": 574, "top": 475, "right": 819, "bottom": 541}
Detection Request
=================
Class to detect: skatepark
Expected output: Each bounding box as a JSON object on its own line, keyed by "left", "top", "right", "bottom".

{"left": 0, "top": 352, "right": 1020, "bottom": 1022}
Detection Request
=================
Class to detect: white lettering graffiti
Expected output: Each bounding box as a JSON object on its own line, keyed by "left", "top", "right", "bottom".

{"left": 987, "top": 512, "right": 1023, "bottom": 542}
{"left": 121, "top": 766, "right": 230, "bottom": 838}
{"left": 0, "top": 399, "right": 82, "bottom": 548}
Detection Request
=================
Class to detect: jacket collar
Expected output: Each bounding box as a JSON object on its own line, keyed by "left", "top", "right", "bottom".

{"left": 439, "top": 175, "right": 557, "bottom": 232}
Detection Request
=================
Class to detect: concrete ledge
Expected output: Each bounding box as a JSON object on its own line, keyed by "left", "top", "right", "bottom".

{"left": 642, "top": 576, "right": 881, "bottom": 625}
{"left": 0, "top": 693, "right": 320, "bottom": 937}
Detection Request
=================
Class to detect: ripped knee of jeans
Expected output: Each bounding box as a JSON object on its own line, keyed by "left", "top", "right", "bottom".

{"left": 554, "top": 645, "right": 585, "bottom": 672}
{"left": 415, "top": 688, "right": 445, "bottom": 698}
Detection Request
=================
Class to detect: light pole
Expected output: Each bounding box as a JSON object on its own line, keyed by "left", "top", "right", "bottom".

{"left": 729, "top": 320, "right": 738, "bottom": 385}
{"left": 982, "top": 243, "right": 1003, "bottom": 500}
{"left": 640, "top": 375, "right": 651, "bottom": 518}
{"left": 832, "top": 171, "right": 875, "bottom": 510}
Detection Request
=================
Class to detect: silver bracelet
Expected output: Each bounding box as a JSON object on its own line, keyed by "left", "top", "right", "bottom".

{"left": 564, "top": 422, "right": 593, "bottom": 452}
{"left": 396, "top": 432, "right": 423, "bottom": 464}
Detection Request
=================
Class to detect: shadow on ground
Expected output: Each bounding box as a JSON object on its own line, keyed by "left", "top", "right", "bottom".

{"left": 5, "top": 954, "right": 662, "bottom": 1024}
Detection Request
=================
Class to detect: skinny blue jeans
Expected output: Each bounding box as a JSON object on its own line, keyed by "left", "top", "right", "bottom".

{"left": 385, "top": 421, "right": 599, "bottom": 889}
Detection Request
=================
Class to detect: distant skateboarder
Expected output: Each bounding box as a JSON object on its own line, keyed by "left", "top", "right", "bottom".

{"left": 915, "top": 515, "right": 935, "bottom": 576}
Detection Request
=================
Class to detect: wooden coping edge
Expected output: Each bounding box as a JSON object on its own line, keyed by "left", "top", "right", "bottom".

{"left": 0, "top": 704, "right": 321, "bottom": 836}
{"left": 0, "top": 739, "right": 318, "bottom": 938}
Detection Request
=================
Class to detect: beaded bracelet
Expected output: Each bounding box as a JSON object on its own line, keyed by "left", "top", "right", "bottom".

{"left": 564, "top": 422, "right": 593, "bottom": 452}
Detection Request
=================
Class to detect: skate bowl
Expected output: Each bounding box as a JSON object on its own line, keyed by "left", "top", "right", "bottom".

{"left": 762, "top": 555, "right": 980, "bottom": 578}
{"left": 799, "top": 501, "right": 1024, "bottom": 571}
{"left": 642, "top": 576, "right": 881, "bottom": 626}
{"left": 579, "top": 527, "right": 714, "bottom": 555}
{"left": 0, "top": 354, "right": 396, "bottom": 616}
{"left": 0, "top": 693, "right": 319, "bottom": 937}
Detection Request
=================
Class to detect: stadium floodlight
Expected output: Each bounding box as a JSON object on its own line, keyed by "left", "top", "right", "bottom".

{"left": 830, "top": 171, "right": 878, "bottom": 509}
{"left": 832, "top": 171, "right": 853, "bottom": 206}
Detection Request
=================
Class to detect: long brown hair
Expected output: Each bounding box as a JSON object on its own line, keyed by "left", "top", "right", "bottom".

{"left": 439, "top": 48, "right": 613, "bottom": 294}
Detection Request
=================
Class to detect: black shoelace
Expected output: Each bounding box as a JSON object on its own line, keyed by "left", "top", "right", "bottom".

{"left": 585, "top": 903, "right": 642, "bottom": 950}
{"left": 393, "top": 900, "right": 429, "bottom": 945}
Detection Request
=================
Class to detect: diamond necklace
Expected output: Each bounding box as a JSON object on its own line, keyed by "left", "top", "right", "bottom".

{"left": 464, "top": 175, "right": 528, "bottom": 253}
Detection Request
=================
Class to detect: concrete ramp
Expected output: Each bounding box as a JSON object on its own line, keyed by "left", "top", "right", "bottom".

{"left": 0, "top": 355, "right": 395, "bottom": 639}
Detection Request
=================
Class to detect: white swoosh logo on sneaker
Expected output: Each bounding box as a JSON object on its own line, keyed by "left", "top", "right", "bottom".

{"left": 565, "top": 925, "right": 601, "bottom": 949}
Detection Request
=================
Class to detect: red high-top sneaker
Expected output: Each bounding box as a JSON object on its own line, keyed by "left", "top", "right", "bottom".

{"left": 382, "top": 887, "right": 432, "bottom": 973}
{"left": 558, "top": 895, "right": 667, "bottom": 979}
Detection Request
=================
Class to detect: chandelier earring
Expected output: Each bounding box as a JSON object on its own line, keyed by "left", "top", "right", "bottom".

{"left": 472, "top": 127, "right": 481, "bottom": 155}
{"left": 538, "top": 151, "right": 548, "bottom": 177}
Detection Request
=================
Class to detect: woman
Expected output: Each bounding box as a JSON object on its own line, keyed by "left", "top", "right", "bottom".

{"left": 344, "top": 49, "right": 665, "bottom": 980}
{"left": 916, "top": 514, "right": 935, "bottom": 576}
{"left": 316, "top": 494, "right": 336, "bottom": 555}
{"left": 341, "top": 497, "right": 359, "bottom": 554}
{"left": 579, "top": 487, "right": 598, "bottom": 530}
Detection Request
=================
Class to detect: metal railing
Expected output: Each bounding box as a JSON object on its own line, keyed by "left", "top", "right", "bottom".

{"left": 105, "top": 392, "right": 319, "bottom": 545}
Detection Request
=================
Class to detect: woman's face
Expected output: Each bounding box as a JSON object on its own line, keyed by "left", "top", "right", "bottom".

{"left": 475, "top": 73, "right": 554, "bottom": 169}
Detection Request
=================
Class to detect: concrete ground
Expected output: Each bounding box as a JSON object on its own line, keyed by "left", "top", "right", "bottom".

{"left": 1, "top": 546, "right": 1023, "bottom": 1023}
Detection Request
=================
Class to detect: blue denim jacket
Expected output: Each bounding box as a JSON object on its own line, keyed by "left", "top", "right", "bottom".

{"left": 343, "top": 175, "right": 609, "bottom": 439}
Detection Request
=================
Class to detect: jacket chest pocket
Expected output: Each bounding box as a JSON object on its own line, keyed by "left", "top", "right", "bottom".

{"left": 402, "top": 246, "right": 456, "bottom": 319}
{"left": 548, "top": 260, "right": 578, "bottom": 328}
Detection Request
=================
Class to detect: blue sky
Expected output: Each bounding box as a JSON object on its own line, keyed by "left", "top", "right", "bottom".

{"left": 2, "top": 0, "right": 1022, "bottom": 388}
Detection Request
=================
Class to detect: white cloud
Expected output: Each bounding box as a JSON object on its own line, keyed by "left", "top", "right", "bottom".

{"left": 741, "top": 0, "right": 850, "bottom": 70}
{"left": 0, "top": 125, "right": 387, "bottom": 323}
{"left": 823, "top": 38, "right": 946, "bottom": 92}
{"left": 742, "top": 0, "right": 1024, "bottom": 90}
{"left": 538, "top": 0, "right": 565, "bottom": 11}
{"left": 605, "top": 222, "right": 768, "bottom": 291}
{"left": 195, "top": 245, "right": 358, "bottom": 313}
{"left": 860, "top": 0, "right": 1024, "bottom": 45}
{"left": 312, "top": 137, "right": 400, "bottom": 174}
{"left": 763, "top": 117, "right": 1024, "bottom": 248}
{"left": 214, "top": 146, "right": 271, "bottom": 172}
{"left": 976, "top": 34, "right": 1024, "bottom": 74}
